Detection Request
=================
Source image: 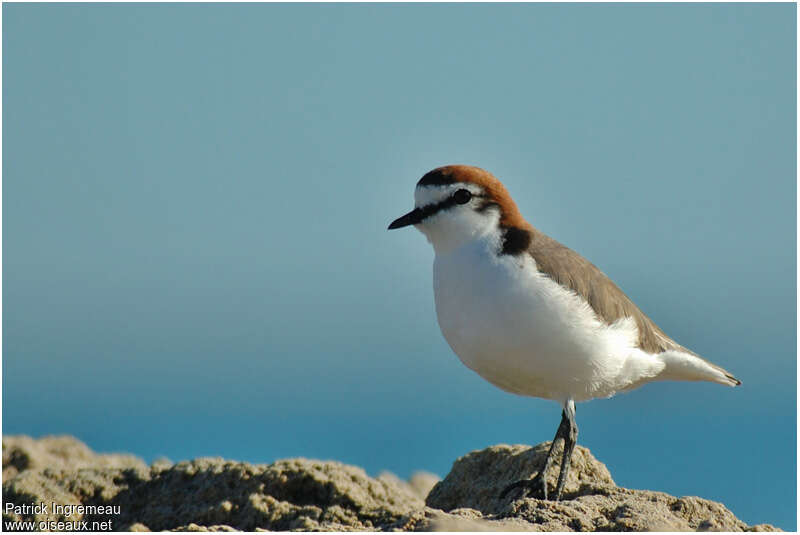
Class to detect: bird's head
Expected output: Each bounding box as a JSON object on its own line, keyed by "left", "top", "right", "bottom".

{"left": 388, "top": 165, "right": 528, "bottom": 254}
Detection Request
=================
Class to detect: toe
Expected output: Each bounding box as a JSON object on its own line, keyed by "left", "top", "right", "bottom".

{"left": 499, "top": 474, "right": 547, "bottom": 500}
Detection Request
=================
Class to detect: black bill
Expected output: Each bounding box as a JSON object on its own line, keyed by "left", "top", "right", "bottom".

{"left": 388, "top": 208, "right": 424, "bottom": 230}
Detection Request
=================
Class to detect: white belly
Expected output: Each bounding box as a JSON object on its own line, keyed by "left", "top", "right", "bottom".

{"left": 432, "top": 238, "right": 663, "bottom": 402}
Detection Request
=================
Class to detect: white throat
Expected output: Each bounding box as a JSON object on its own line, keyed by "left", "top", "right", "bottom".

{"left": 413, "top": 184, "right": 501, "bottom": 255}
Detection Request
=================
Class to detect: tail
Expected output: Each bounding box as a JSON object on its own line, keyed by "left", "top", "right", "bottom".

{"left": 656, "top": 350, "right": 741, "bottom": 387}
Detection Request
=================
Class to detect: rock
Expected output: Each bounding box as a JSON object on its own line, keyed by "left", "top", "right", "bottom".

{"left": 378, "top": 470, "right": 440, "bottom": 501}
{"left": 426, "top": 441, "right": 780, "bottom": 532}
{"left": 113, "top": 457, "right": 424, "bottom": 531}
{"left": 173, "top": 524, "right": 239, "bottom": 531}
{"left": 392, "top": 507, "right": 537, "bottom": 531}
{"left": 2, "top": 437, "right": 423, "bottom": 531}
{"left": 426, "top": 442, "right": 615, "bottom": 514}
{"left": 407, "top": 472, "right": 440, "bottom": 500}
{"left": 125, "top": 522, "right": 152, "bottom": 531}
{"left": 1, "top": 435, "right": 781, "bottom": 531}
{"left": 2, "top": 435, "right": 146, "bottom": 480}
{"left": 3, "top": 436, "right": 149, "bottom": 528}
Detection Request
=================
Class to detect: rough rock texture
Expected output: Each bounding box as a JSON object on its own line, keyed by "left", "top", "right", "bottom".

{"left": 2, "top": 435, "right": 147, "bottom": 480}
{"left": 426, "top": 443, "right": 615, "bottom": 514}
{"left": 425, "top": 443, "right": 779, "bottom": 532}
{"left": 2, "top": 435, "right": 780, "bottom": 531}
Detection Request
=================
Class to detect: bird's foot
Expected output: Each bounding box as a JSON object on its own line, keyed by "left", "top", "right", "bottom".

{"left": 499, "top": 473, "right": 549, "bottom": 501}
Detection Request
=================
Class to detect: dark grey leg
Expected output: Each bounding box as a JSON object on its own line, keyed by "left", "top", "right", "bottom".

{"left": 553, "top": 402, "right": 578, "bottom": 501}
{"left": 499, "top": 408, "right": 571, "bottom": 501}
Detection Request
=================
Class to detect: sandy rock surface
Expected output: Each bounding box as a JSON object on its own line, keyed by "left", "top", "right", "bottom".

{"left": 2, "top": 435, "right": 780, "bottom": 531}
{"left": 2, "top": 435, "right": 147, "bottom": 481}
{"left": 426, "top": 442, "right": 615, "bottom": 514}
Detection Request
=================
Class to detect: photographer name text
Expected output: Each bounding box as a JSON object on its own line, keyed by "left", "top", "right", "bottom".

{"left": 4, "top": 502, "right": 118, "bottom": 531}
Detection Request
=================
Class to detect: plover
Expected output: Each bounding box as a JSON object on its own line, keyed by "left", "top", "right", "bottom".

{"left": 388, "top": 165, "right": 740, "bottom": 501}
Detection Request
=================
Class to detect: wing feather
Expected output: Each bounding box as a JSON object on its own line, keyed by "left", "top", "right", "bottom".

{"left": 526, "top": 228, "right": 687, "bottom": 355}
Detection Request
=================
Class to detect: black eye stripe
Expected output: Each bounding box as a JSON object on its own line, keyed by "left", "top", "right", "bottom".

{"left": 416, "top": 196, "right": 458, "bottom": 221}
{"left": 415, "top": 190, "right": 483, "bottom": 222}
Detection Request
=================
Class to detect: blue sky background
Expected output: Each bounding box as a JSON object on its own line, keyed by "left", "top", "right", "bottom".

{"left": 3, "top": 3, "right": 795, "bottom": 529}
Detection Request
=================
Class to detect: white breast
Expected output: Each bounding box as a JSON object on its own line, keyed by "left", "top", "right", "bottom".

{"left": 432, "top": 234, "right": 665, "bottom": 403}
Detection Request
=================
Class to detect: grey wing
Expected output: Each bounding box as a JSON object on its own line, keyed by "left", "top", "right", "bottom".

{"left": 526, "top": 228, "right": 690, "bottom": 355}
{"left": 525, "top": 228, "right": 740, "bottom": 384}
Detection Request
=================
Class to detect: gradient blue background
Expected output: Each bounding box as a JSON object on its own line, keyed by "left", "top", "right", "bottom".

{"left": 3, "top": 3, "right": 796, "bottom": 530}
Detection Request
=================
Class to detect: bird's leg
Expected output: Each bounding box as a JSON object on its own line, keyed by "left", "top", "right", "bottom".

{"left": 553, "top": 400, "right": 578, "bottom": 501}
{"left": 499, "top": 409, "right": 571, "bottom": 500}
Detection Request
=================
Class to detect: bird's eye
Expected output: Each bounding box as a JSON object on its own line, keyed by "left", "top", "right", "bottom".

{"left": 454, "top": 189, "right": 472, "bottom": 205}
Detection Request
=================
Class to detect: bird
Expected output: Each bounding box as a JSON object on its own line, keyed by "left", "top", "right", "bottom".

{"left": 388, "top": 164, "right": 740, "bottom": 502}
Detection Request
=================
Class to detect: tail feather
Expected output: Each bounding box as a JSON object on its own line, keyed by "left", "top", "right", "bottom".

{"left": 657, "top": 350, "right": 741, "bottom": 387}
